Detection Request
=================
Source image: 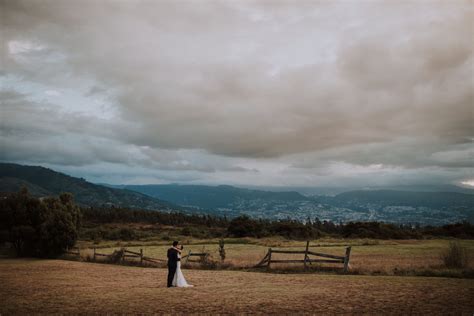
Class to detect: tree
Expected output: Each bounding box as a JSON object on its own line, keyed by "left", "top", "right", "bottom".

{"left": 0, "top": 189, "right": 82, "bottom": 257}
{"left": 227, "top": 216, "right": 264, "bottom": 237}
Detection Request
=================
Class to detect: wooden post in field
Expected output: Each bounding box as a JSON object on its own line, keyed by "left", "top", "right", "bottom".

{"left": 267, "top": 248, "right": 272, "bottom": 269}
{"left": 140, "top": 248, "right": 143, "bottom": 265}
{"left": 93, "top": 247, "right": 96, "bottom": 261}
{"left": 343, "top": 246, "right": 352, "bottom": 273}
{"left": 78, "top": 247, "right": 80, "bottom": 257}
{"left": 304, "top": 241, "right": 309, "bottom": 270}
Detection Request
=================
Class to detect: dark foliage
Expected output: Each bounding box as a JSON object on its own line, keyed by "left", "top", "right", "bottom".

{"left": 422, "top": 222, "right": 474, "bottom": 239}
{"left": 81, "top": 205, "right": 474, "bottom": 240}
{"left": 227, "top": 216, "right": 265, "bottom": 238}
{"left": 81, "top": 206, "right": 228, "bottom": 227}
{"left": 341, "top": 222, "right": 422, "bottom": 239}
{"left": 0, "top": 188, "right": 81, "bottom": 257}
{"left": 2, "top": 189, "right": 473, "bottom": 249}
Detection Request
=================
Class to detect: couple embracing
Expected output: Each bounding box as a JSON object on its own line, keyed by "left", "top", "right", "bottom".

{"left": 167, "top": 241, "right": 193, "bottom": 288}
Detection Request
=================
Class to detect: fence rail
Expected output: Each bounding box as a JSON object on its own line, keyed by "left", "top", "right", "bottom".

{"left": 255, "top": 241, "right": 352, "bottom": 273}
{"left": 66, "top": 242, "right": 351, "bottom": 272}
{"left": 183, "top": 250, "right": 210, "bottom": 265}
{"left": 66, "top": 247, "right": 198, "bottom": 266}
{"left": 65, "top": 247, "right": 80, "bottom": 256}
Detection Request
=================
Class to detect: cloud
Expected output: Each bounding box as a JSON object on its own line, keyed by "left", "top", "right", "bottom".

{"left": 1, "top": 0, "right": 473, "bottom": 186}
{"left": 44, "top": 90, "right": 60, "bottom": 96}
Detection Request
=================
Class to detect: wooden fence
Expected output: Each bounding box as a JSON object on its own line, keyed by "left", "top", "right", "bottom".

{"left": 182, "top": 250, "right": 210, "bottom": 265}
{"left": 65, "top": 246, "right": 80, "bottom": 257}
{"left": 65, "top": 247, "right": 210, "bottom": 266}
{"left": 255, "top": 241, "right": 352, "bottom": 273}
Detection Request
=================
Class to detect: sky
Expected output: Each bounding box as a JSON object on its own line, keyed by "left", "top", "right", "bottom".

{"left": 1, "top": 0, "right": 473, "bottom": 188}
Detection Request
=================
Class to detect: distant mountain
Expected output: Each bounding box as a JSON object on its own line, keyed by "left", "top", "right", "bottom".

{"left": 110, "top": 184, "right": 310, "bottom": 210}
{"left": 2, "top": 163, "right": 472, "bottom": 225}
{"left": 316, "top": 190, "right": 474, "bottom": 223}
{"left": 0, "top": 163, "right": 178, "bottom": 211}
{"left": 329, "top": 190, "right": 474, "bottom": 209}
{"left": 356, "top": 185, "right": 474, "bottom": 195}
{"left": 116, "top": 183, "right": 474, "bottom": 225}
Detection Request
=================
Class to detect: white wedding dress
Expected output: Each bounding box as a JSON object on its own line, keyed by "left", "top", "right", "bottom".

{"left": 172, "top": 252, "right": 193, "bottom": 287}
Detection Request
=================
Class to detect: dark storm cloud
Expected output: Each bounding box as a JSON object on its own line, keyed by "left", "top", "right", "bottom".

{"left": 1, "top": 0, "right": 473, "bottom": 185}
{"left": 0, "top": 89, "right": 256, "bottom": 173}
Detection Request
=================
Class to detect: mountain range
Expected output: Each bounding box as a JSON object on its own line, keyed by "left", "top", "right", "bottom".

{"left": 110, "top": 183, "right": 474, "bottom": 224}
{"left": 1, "top": 163, "right": 474, "bottom": 225}
{"left": 109, "top": 184, "right": 309, "bottom": 210}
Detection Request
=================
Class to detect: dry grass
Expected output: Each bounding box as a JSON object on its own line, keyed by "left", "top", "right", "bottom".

{"left": 1, "top": 258, "right": 473, "bottom": 314}
{"left": 441, "top": 242, "right": 469, "bottom": 268}
{"left": 84, "top": 239, "right": 474, "bottom": 274}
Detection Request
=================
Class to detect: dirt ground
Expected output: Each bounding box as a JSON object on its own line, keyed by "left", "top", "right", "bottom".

{"left": 1, "top": 259, "right": 473, "bottom": 314}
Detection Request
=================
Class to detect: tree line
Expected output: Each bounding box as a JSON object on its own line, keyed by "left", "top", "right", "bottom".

{"left": 1, "top": 189, "right": 473, "bottom": 257}
{"left": 81, "top": 200, "right": 474, "bottom": 240}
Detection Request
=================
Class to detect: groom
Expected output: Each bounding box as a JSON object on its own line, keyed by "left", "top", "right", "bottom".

{"left": 167, "top": 241, "right": 180, "bottom": 287}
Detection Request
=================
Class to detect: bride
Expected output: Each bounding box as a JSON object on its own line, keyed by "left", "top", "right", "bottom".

{"left": 172, "top": 245, "right": 193, "bottom": 287}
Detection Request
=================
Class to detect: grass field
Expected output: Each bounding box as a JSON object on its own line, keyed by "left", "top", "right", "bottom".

{"left": 1, "top": 259, "right": 473, "bottom": 314}
{"left": 77, "top": 238, "right": 474, "bottom": 275}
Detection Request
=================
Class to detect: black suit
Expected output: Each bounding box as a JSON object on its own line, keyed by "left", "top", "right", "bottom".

{"left": 167, "top": 247, "right": 180, "bottom": 287}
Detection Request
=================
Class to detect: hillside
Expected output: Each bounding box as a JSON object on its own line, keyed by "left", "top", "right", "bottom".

{"left": 331, "top": 190, "right": 474, "bottom": 209}
{"left": 376, "top": 184, "right": 474, "bottom": 195}
{"left": 0, "top": 163, "right": 177, "bottom": 211}
{"left": 114, "top": 184, "right": 309, "bottom": 210}
{"left": 1, "top": 163, "right": 473, "bottom": 225}
{"left": 119, "top": 184, "right": 474, "bottom": 224}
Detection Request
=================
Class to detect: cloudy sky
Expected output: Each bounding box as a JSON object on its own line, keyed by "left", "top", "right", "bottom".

{"left": 1, "top": 0, "right": 473, "bottom": 188}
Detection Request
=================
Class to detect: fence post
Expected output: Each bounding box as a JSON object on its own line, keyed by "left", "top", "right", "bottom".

{"left": 78, "top": 247, "right": 80, "bottom": 257}
{"left": 343, "top": 246, "right": 352, "bottom": 273}
{"left": 219, "top": 239, "right": 225, "bottom": 262}
{"left": 140, "top": 248, "right": 143, "bottom": 265}
{"left": 267, "top": 248, "right": 272, "bottom": 269}
{"left": 304, "top": 240, "right": 309, "bottom": 270}
{"left": 93, "top": 247, "right": 96, "bottom": 261}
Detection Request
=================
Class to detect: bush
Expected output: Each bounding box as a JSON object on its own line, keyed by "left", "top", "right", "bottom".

{"left": 118, "top": 227, "right": 137, "bottom": 241}
{"left": 441, "top": 242, "right": 469, "bottom": 268}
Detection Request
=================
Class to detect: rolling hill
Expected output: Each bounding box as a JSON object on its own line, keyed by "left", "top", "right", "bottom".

{"left": 2, "top": 163, "right": 473, "bottom": 224}
{"left": 112, "top": 184, "right": 310, "bottom": 210}
{"left": 115, "top": 183, "right": 474, "bottom": 224}
{"left": 113, "top": 183, "right": 474, "bottom": 212}
{"left": 329, "top": 190, "right": 474, "bottom": 209}
{"left": 0, "top": 163, "right": 178, "bottom": 211}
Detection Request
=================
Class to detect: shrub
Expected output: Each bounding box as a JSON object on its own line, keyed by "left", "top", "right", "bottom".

{"left": 441, "top": 242, "right": 469, "bottom": 268}
{"left": 108, "top": 248, "right": 125, "bottom": 263}
{"left": 181, "top": 227, "right": 191, "bottom": 236}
